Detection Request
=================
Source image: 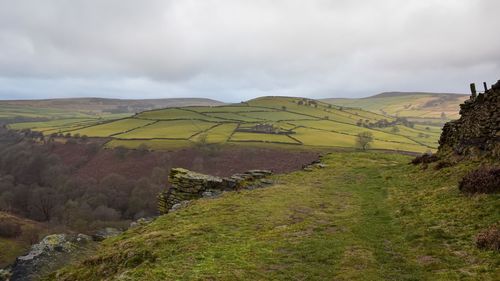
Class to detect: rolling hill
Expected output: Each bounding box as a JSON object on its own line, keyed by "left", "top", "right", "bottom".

{"left": 7, "top": 96, "right": 444, "bottom": 153}
{"left": 0, "top": 98, "right": 224, "bottom": 121}
{"left": 323, "top": 92, "right": 468, "bottom": 123}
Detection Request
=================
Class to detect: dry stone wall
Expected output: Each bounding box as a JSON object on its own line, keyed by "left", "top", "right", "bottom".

{"left": 438, "top": 80, "right": 500, "bottom": 157}
{"left": 158, "top": 168, "right": 272, "bottom": 214}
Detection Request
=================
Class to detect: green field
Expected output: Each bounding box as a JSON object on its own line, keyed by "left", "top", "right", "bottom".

{"left": 7, "top": 96, "right": 445, "bottom": 153}
{"left": 65, "top": 118, "right": 154, "bottom": 137}
{"left": 49, "top": 152, "right": 500, "bottom": 280}
{"left": 116, "top": 120, "right": 216, "bottom": 139}
{"left": 324, "top": 92, "right": 468, "bottom": 125}
{"left": 230, "top": 132, "right": 300, "bottom": 144}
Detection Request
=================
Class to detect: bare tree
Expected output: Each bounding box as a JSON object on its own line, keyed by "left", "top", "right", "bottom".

{"left": 356, "top": 131, "right": 374, "bottom": 151}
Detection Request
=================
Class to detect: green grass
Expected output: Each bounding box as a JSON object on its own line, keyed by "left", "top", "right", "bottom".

{"left": 192, "top": 123, "right": 239, "bottom": 143}
{"left": 106, "top": 139, "right": 194, "bottom": 150}
{"left": 135, "top": 108, "right": 223, "bottom": 122}
{"left": 0, "top": 212, "right": 48, "bottom": 268}
{"left": 69, "top": 118, "right": 155, "bottom": 137}
{"left": 230, "top": 132, "right": 300, "bottom": 144}
{"left": 203, "top": 112, "right": 264, "bottom": 122}
{"left": 290, "top": 120, "right": 418, "bottom": 145}
{"left": 115, "top": 120, "right": 216, "bottom": 139}
{"left": 7, "top": 96, "right": 446, "bottom": 152}
{"left": 379, "top": 126, "right": 441, "bottom": 148}
{"left": 7, "top": 118, "right": 96, "bottom": 130}
{"left": 49, "top": 152, "right": 499, "bottom": 280}
{"left": 239, "top": 111, "right": 316, "bottom": 121}
{"left": 191, "top": 105, "right": 276, "bottom": 113}
{"left": 324, "top": 93, "right": 467, "bottom": 121}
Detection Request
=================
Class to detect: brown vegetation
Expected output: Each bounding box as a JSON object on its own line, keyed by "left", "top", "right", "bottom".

{"left": 475, "top": 224, "right": 500, "bottom": 251}
{"left": 411, "top": 153, "right": 439, "bottom": 165}
{"left": 459, "top": 167, "right": 500, "bottom": 194}
{"left": 0, "top": 127, "right": 319, "bottom": 233}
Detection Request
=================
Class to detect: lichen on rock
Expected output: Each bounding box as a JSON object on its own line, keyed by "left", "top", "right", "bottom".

{"left": 438, "top": 80, "right": 500, "bottom": 158}
{"left": 158, "top": 168, "right": 273, "bottom": 214}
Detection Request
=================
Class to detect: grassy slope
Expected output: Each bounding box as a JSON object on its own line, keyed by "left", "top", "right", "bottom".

{"left": 0, "top": 98, "right": 223, "bottom": 116}
{"left": 323, "top": 92, "right": 468, "bottom": 121}
{"left": 0, "top": 212, "right": 47, "bottom": 267}
{"left": 51, "top": 152, "right": 499, "bottom": 281}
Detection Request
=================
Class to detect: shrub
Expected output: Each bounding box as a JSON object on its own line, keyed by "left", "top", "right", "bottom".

{"left": 114, "top": 146, "right": 128, "bottom": 159}
{"left": 459, "top": 167, "right": 500, "bottom": 194}
{"left": 411, "top": 153, "right": 438, "bottom": 165}
{"left": 355, "top": 131, "right": 373, "bottom": 151}
{"left": 0, "top": 220, "right": 22, "bottom": 238}
{"left": 20, "top": 225, "right": 41, "bottom": 245}
{"left": 434, "top": 161, "right": 453, "bottom": 170}
{"left": 475, "top": 224, "right": 500, "bottom": 251}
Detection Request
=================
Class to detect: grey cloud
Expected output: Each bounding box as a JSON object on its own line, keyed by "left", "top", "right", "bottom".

{"left": 0, "top": 0, "right": 499, "bottom": 101}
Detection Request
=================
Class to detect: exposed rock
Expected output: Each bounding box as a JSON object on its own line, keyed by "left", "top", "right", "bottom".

{"left": 0, "top": 269, "right": 11, "bottom": 281}
{"left": 129, "top": 217, "right": 154, "bottom": 228}
{"left": 438, "top": 81, "right": 500, "bottom": 158}
{"left": 170, "top": 200, "right": 191, "bottom": 212}
{"left": 91, "top": 227, "right": 122, "bottom": 242}
{"left": 201, "top": 189, "right": 222, "bottom": 198}
{"left": 158, "top": 168, "right": 274, "bottom": 214}
{"left": 9, "top": 234, "right": 94, "bottom": 281}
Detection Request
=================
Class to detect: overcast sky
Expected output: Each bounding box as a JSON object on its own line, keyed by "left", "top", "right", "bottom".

{"left": 0, "top": 0, "right": 499, "bottom": 102}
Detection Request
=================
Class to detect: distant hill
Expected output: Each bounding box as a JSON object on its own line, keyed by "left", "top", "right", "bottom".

{"left": 323, "top": 92, "right": 468, "bottom": 122}
{"left": 0, "top": 97, "right": 224, "bottom": 115}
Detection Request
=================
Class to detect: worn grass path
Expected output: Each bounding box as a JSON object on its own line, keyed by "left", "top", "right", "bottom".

{"left": 51, "top": 152, "right": 499, "bottom": 281}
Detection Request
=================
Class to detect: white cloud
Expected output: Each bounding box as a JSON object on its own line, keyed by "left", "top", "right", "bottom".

{"left": 0, "top": 0, "right": 499, "bottom": 101}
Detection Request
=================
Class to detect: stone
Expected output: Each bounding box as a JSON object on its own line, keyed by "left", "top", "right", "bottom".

{"left": 158, "top": 168, "right": 274, "bottom": 214}
{"left": 10, "top": 234, "right": 95, "bottom": 281}
{"left": 201, "top": 190, "right": 222, "bottom": 198}
{"left": 438, "top": 81, "right": 500, "bottom": 158}
{"left": 129, "top": 217, "right": 154, "bottom": 228}
{"left": 170, "top": 200, "right": 191, "bottom": 212}
{"left": 0, "top": 269, "right": 11, "bottom": 281}
{"left": 91, "top": 227, "right": 122, "bottom": 242}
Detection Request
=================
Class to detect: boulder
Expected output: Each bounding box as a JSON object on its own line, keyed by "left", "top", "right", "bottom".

{"left": 10, "top": 234, "right": 94, "bottom": 281}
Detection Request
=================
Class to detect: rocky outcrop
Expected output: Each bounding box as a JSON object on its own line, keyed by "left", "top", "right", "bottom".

{"left": 158, "top": 168, "right": 273, "bottom": 214}
{"left": 8, "top": 234, "right": 94, "bottom": 281}
{"left": 91, "top": 227, "right": 122, "bottom": 242}
{"left": 438, "top": 80, "right": 500, "bottom": 157}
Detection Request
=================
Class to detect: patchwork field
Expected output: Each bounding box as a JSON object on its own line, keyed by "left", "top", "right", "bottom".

{"left": 324, "top": 92, "right": 468, "bottom": 124}
{"left": 6, "top": 96, "right": 446, "bottom": 153}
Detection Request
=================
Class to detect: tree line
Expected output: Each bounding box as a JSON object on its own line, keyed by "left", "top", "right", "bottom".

{"left": 0, "top": 127, "right": 166, "bottom": 232}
